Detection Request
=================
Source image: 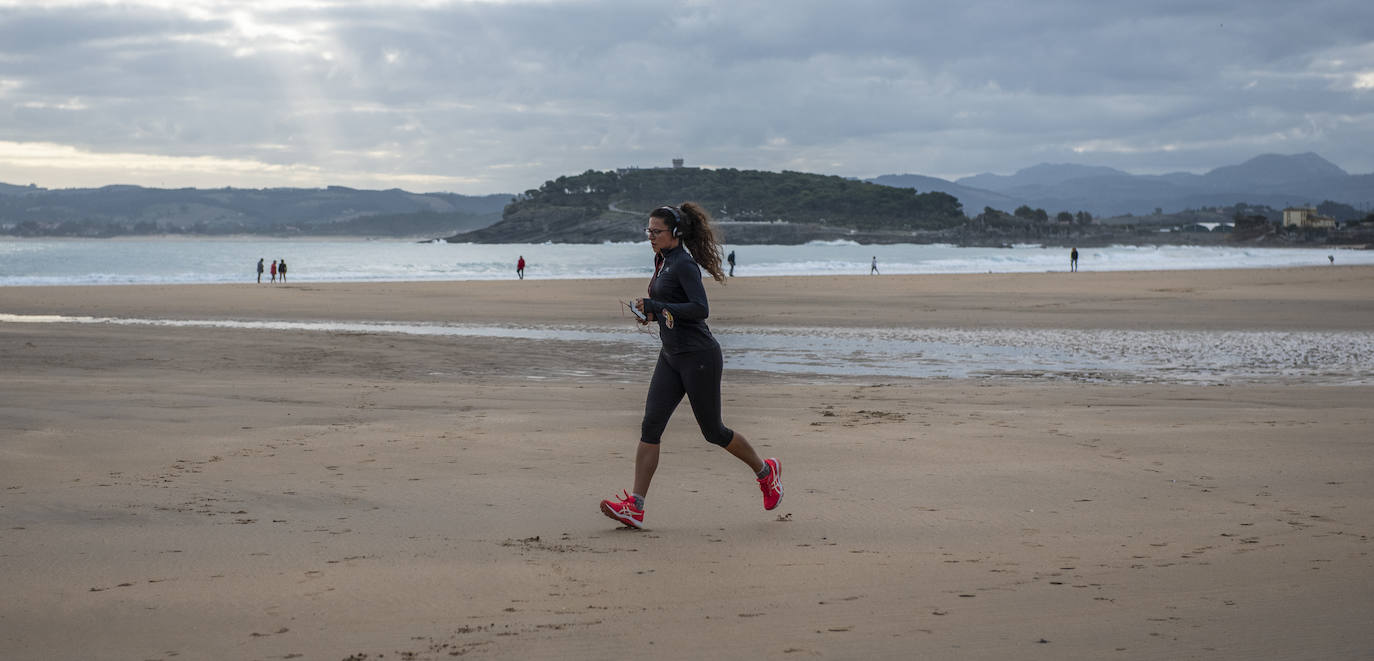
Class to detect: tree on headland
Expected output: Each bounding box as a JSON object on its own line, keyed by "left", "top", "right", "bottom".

{"left": 1316, "top": 200, "right": 1362, "bottom": 222}
{"left": 1232, "top": 215, "right": 1274, "bottom": 240}
{"left": 1013, "top": 205, "right": 1049, "bottom": 222}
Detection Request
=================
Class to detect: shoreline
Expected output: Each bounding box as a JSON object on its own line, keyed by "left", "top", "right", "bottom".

{"left": 3, "top": 265, "right": 1372, "bottom": 331}
{"left": 5, "top": 234, "right": 1370, "bottom": 247}
{"left": 9, "top": 236, "right": 1368, "bottom": 249}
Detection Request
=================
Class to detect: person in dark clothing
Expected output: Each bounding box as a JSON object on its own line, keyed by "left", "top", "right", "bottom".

{"left": 278, "top": 259, "right": 287, "bottom": 282}
{"left": 727, "top": 250, "right": 736, "bottom": 277}
{"left": 599, "top": 203, "right": 782, "bottom": 529}
{"left": 1070, "top": 247, "right": 1079, "bottom": 273}
{"left": 517, "top": 255, "right": 526, "bottom": 280}
{"left": 257, "top": 258, "right": 264, "bottom": 283}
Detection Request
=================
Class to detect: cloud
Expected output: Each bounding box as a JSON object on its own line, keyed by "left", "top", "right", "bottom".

{"left": 0, "top": 139, "right": 480, "bottom": 190}
{"left": 1, "top": 0, "right": 1371, "bottom": 192}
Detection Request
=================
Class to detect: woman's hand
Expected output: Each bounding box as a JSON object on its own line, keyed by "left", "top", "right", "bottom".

{"left": 634, "top": 298, "right": 653, "bottom": 324}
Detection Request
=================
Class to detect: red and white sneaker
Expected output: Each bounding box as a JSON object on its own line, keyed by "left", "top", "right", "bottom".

{"left": 599, "top": 490, "right": 644, "bottom": 529}
{"left": 758, "top": 458, "right": 782, "bottom": 510}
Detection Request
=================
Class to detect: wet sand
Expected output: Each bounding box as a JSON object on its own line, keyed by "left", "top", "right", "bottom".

{"left": 2, "top": 266, "right": 1373, "bottom": 660}
{"left": 2, "top": 264, "right": 1372, "bottom": 330}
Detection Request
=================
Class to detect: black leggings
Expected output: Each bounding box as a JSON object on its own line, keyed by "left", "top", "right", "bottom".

{"left": 641, "top": 347, "right": 735, "bottom": 447}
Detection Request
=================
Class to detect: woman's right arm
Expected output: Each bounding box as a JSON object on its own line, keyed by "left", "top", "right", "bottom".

{"left": 642, "top": 262, "right": 709, "bottom": 321}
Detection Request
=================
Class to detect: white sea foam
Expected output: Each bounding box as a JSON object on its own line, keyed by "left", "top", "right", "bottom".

{"left": 1, "top": 239, "right": 1370, "bottom": 286}
{"left": 803, "top": 239, "right": 862, "bottom": 247}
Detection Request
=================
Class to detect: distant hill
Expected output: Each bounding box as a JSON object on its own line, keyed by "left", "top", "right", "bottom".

{"left": 0, "top": 182, "right": 38, "bottom": 195}
{"left": 0, "top": 183, "right": 510, "bottom": 237}
{"left": 1202, "top": 152, "right": 1347, "bottom": 188}
{"left": 873, "top": 153, "right": 1373, "bottom": 217}
{"left": 865, "top": 174, "right": 1020, "bottom": 217}
{"left": 448, "top": 167, "right": 967, "bottom": 244}
{"left": 957, "top": 163, "right": 1131, "bottom": 191}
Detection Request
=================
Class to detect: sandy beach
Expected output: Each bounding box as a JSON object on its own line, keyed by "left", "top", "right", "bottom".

{"left": 2, "top": 266, "right": 1373, "bottom": 660}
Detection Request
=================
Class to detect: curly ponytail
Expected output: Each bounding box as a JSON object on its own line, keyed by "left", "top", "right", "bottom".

{"left": 651, "top": 202, "right": 726, "bottom": 284}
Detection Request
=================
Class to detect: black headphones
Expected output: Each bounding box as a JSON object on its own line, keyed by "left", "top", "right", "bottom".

{"left": 657, "top": 206, "right": 687, "bottom": 237}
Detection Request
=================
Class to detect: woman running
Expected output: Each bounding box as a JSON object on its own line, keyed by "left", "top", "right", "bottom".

{"left": 599, "top": 203, "right": 782, "bottom": 529}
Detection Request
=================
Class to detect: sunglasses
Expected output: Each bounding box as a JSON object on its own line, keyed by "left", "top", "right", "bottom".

{"left": 644, "top": 228, "right": 670, "bottom": 237}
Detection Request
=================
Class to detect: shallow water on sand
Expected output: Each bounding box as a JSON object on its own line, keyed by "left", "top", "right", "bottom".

{"left": 4, "top": 313, "right": 1369, "bottom": 385}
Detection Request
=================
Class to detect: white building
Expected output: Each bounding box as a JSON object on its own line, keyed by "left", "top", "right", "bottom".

{"left": 1283, "top": 207, "right": 1336, "bottom": 229}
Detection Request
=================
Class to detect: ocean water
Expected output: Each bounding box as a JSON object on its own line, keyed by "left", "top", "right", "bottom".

{"left": 1, "top": 238, "right": 1370, "bottom": 286}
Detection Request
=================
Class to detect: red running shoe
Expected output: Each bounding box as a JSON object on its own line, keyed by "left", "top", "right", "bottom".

{"left": 758, "top": 458, "right": 783, "bottom": 510}
{"left": 599, "top": 490, "right": 644, "bottom": 529}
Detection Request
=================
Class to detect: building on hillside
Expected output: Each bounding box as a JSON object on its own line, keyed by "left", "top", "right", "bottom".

{"left": 617, "top": 159, "right": 689, "bottom": 175}
{"left": 1283, "top": 206, "right": 1336, "bottom": 229}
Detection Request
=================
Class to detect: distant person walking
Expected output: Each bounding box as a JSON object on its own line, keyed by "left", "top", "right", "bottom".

{"left": 257, "top": 258, "right": 264, "bottom": 284}
{"left": 870, "top": 256, "right": 879, "bottom": 275}
{"left": 270, "top": 260, "right": 277, "bottom": 283}
{"left": 1070, "top": 247, "right": 1079, "bottom": 273}
{"left": 1329, "top": 255, "right": 1335, "bottom": 265}
{"left": 517, "top": 255, "right": 526, "bottom": 280}
{"left": 278, "top": 259, "right": 287, "bottom": 282}
{"left": 727, "top": 250, "right": 736, "bottom": 277}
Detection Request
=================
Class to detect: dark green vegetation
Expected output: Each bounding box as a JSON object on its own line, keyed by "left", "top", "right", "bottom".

{"left": 449, "top": 167, "right": 966, "bottom": 243}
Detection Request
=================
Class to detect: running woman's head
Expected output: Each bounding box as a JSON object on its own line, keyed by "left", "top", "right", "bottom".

{"left": 648, "top": 202, "right": 726, "bottom": 284}
{"left": 645, "top": 210, "right": 679, "bottom": 255}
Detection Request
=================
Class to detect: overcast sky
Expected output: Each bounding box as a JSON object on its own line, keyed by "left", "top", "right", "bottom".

{"left": 1, "top": 0, "right": 1371, "bottom": 194}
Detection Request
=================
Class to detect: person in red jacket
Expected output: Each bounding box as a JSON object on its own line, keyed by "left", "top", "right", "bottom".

{"left": 517, "top": 255, "right": 526, "bottom": 280}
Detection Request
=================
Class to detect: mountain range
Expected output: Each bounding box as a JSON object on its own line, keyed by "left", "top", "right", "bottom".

{"left": 4, "top": 152, "right": 1370, "bottom": 238}
{"left": 0, "top": 183, "right": 510, "bottom": 235}
{"left": 870, "top": 153, "right": 1373, "bottom": 218}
